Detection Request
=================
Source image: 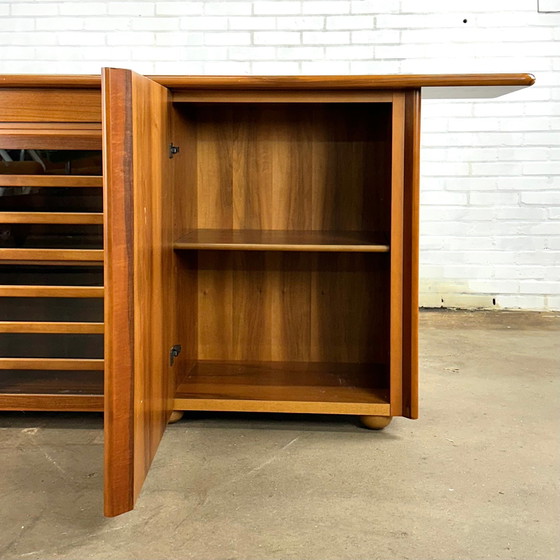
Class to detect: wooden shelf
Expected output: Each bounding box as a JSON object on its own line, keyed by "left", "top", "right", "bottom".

{"left": 0, "top": 175, "right": 102, "bottom": 188}
{"left": 0, "top": 321, "right": 104, "bottom": 334}
{"left": 0, "top": 260, "right": 103, "bottom": 267}
{"left": 0, "top": 249, "right": 103, "bottom": 263}
{"left": 0, "top": 285, "right": 103, "bottom": 298}
{"left": 0, "top": 358, "right": 104, "bottom": 370}
{"left": 0, "top": 394, "right": 103, "bottom": 411}
{"left": 174, "top": 230, "right": 390, "bottom": 253}
{"left": 174, "top": 360, "right": 390, "bottom": 415}
{"left": 0, "top": 212, "right": 103, "bottom": 225}
{"left": 0, "top": 369, "right": 103, "bottom": 411}
{"left": 0, "top": 123, "right": 102, "bottom": 150}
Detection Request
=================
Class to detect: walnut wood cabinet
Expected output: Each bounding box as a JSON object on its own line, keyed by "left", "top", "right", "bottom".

{"left": 0, "top": 70, "right": 534, "bottom": 516}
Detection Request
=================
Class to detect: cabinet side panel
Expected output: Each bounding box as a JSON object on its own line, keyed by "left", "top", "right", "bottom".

{"left": 402, "top": 90, "right": 421, "bottom": 419}
{"left": 103, "top": 68, "right": 135, "bottom": 516}
{"left": 389, "top": 92, "right": 405, "bottom": 416}
{"left": 171, "top": 107, "right": 198, "bottom": 378}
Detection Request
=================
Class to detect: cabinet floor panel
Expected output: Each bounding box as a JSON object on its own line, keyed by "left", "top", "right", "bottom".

{"left": 175, "top": 229, "right": 389, "bottom": 253}
{"left": 0, "top": 369, "right": 103, "bottom": 411}
{"left": 174, "top": 360, "right": 390, "bottom": 415}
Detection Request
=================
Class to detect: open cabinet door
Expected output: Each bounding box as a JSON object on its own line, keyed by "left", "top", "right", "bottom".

{"left": 102, "top": 68, "right": 175, "bottom": 516}
{"left": 402, "top": 90, "right": 420, "bottom": 420}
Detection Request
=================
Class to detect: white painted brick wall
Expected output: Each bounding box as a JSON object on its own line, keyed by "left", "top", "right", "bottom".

{"left": 0, "top": 0, "right": 558, "bottom": 310}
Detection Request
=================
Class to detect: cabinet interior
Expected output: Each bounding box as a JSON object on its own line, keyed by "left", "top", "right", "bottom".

{"left": 171, "top": 101, "right": 394, "bottom": 412}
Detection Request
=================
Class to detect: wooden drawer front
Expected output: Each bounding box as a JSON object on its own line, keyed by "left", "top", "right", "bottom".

{"left": 0, "top": 89, "right": 101, "bottom": 122}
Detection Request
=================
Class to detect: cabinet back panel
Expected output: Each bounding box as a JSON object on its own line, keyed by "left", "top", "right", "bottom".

{"left": 0, "top": 190, "right": 102, "bottom": 213}
{"left": 0, "top": 333, "right": 103, "bottom": 358}
{"left": 195, "top": 251, "right": 389, "bottom": 364}
{"left": 0, "top": 297, "right": 103, "bottom": 322}
{"left": 0, "top": 150, "right": 102, "bottom": 177}
{"left": 185, "top": 103, "right": 391, "bottom": 233}
{"left": 0, "top": 264, "right": 102, "bottom": 285}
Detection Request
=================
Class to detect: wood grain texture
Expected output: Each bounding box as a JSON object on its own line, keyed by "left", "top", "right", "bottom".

{"left": 0, "top": 73, "right": 535, "bottom": 90}
{"left": 0, "top": 175, "right": 102, "bottom": 188}
{"left": 103, "top": 68, "right": 174, "bottom": 517}
{"left": 0, "top": 249, "right": 103, "bottom": 262}
{"left": 0, "top": 285, "right": 103, "bottom": 298}
{"left": 157, "top": 74, "right": 536, "bottom": 90}
{"left": 103, "top": 67, "right": 135, "bottom": 517}
{"left": 174, "top": 99, "right": 393, "bottom": 410}
{"left": 189, "top": 103, "right": 392, "bottom": 233}
{"left": 0, "top": 161, "right": 43, "bottom": 175}
{"left": 0, "top": 321, "right": 104, "bottom": 333}
{"left": 170, "top": 105, "right": 198, "bottom": 381}
{"left": 0, "top": 358, "right": 103, "bottom": 370}
{"left": 0, "top": 369, "right": 103, "bottom": 411}
{"left": 174, "top": 360, "right": 390, "bottom": 415}
{"left": 0, "top": 125, "right": 102, "bottom": 150}
{"left": 0, "top": 89, "right": 101, "bottom": 122}
{"left": 311, "top": 253, "right": 389, "bottom": 364}
{"left": 0, "top": 122, "right": 101, "bottom": 144}
{"left": 196, "top": 252, "right": 389, "bottom": 364}
{"left": 0, "top": 123, "right": 101, "bottom": 130}
{"left": 130, "top": 70, "right": 175, "bottom": 504}
{"left": 173, "top": 90, "right": 392, "bottom": 103}
{"left": 0, "top": 75, "right": 101, "bottom": 88}
{"left": 402, "top": 90, "right": 421, "bottom": 420}
{"left": 389, "top": 92, "right": 405, "bottom": 417}
{"left": 0, "top": 260, "right": 103, "bottom": 267}
{"left": 174, "top": 229, "right": 389, "bottom": 252}
{"left": 0, "top": 394, "right": 103, "bottom": 411}
{"left": 0, "top": 369, "right": 103, "bottom": 392}
{"left": 0, "top": 212, "right": 103, "bottom": 224}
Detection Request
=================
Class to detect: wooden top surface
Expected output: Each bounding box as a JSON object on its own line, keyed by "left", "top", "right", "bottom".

{"left": 0, "top": 73, "right": 535, "bottom": 90}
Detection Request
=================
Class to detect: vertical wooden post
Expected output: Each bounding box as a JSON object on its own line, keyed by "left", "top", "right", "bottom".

{"left": 402, "top": 89, "right": 421, "bottom": 419}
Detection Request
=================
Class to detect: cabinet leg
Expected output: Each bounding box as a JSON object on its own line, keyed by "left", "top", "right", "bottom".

{"left": 360, "top": 415, "right": 392, "bottom": 430}
{"left": 168, "top": 410, "right": 184, "bottom": 424}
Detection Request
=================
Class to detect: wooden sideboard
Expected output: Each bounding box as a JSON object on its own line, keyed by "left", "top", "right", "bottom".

{"left": 0, "top": 71, "right": 534, "bottom": 516}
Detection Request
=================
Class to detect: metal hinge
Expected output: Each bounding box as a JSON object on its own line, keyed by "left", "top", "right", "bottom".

{"left": 169, "top": 143, "right": 180, "bottom": 158}
{"left": 169, "top": 344, "right": 182, "bottom": 366}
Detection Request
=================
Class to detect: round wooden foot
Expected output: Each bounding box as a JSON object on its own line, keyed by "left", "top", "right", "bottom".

{"left": 168, "top": 410, "right": 184, "bottom": 424}
{"left": 360, "top": 415, "right": 392, "bottom": 430}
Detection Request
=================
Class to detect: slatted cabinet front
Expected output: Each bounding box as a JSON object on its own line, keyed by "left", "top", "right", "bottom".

{"left": 0, "top": 87, "right": 104, "bottom": 411}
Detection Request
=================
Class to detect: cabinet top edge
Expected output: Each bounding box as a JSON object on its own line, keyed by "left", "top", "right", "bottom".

{"left": 0, "top": 73, "right": 535, "bottom": 90}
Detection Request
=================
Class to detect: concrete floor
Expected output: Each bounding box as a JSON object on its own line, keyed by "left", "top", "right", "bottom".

{"left": 0, "top": 310, "right": 559, "bottom": 560}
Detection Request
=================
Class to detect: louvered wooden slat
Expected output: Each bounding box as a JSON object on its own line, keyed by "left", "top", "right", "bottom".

{"left": 0, "top": 129, "right": 102, "bottom": 150}
{"left": 0, "top": 212, "right": 103, "bottom": 224}
{"left": 0, "top": 122, "right": 102, "bottom": 150}
{"left": 1, "top": 261, "right": 103, "bottom": 267}
{"left": 0, "top": 358, "right": 104, "bottom": 370}
{"left": 0, "top": 394, "right": 104, "bottom": 411}
{"left": 0, "top": 321, "right": 104, "bottom": 333}
{"left": 0, "top": 285, "right": 103, "bottom": 298}
{"left": 0, "top": 249, "right": 103, "bottom": 262}
{"left": 0, "top": 175, "right": 102, "bottom": 188}
{"left": 0, "top": 369, "right": 103, "bottom": 410}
